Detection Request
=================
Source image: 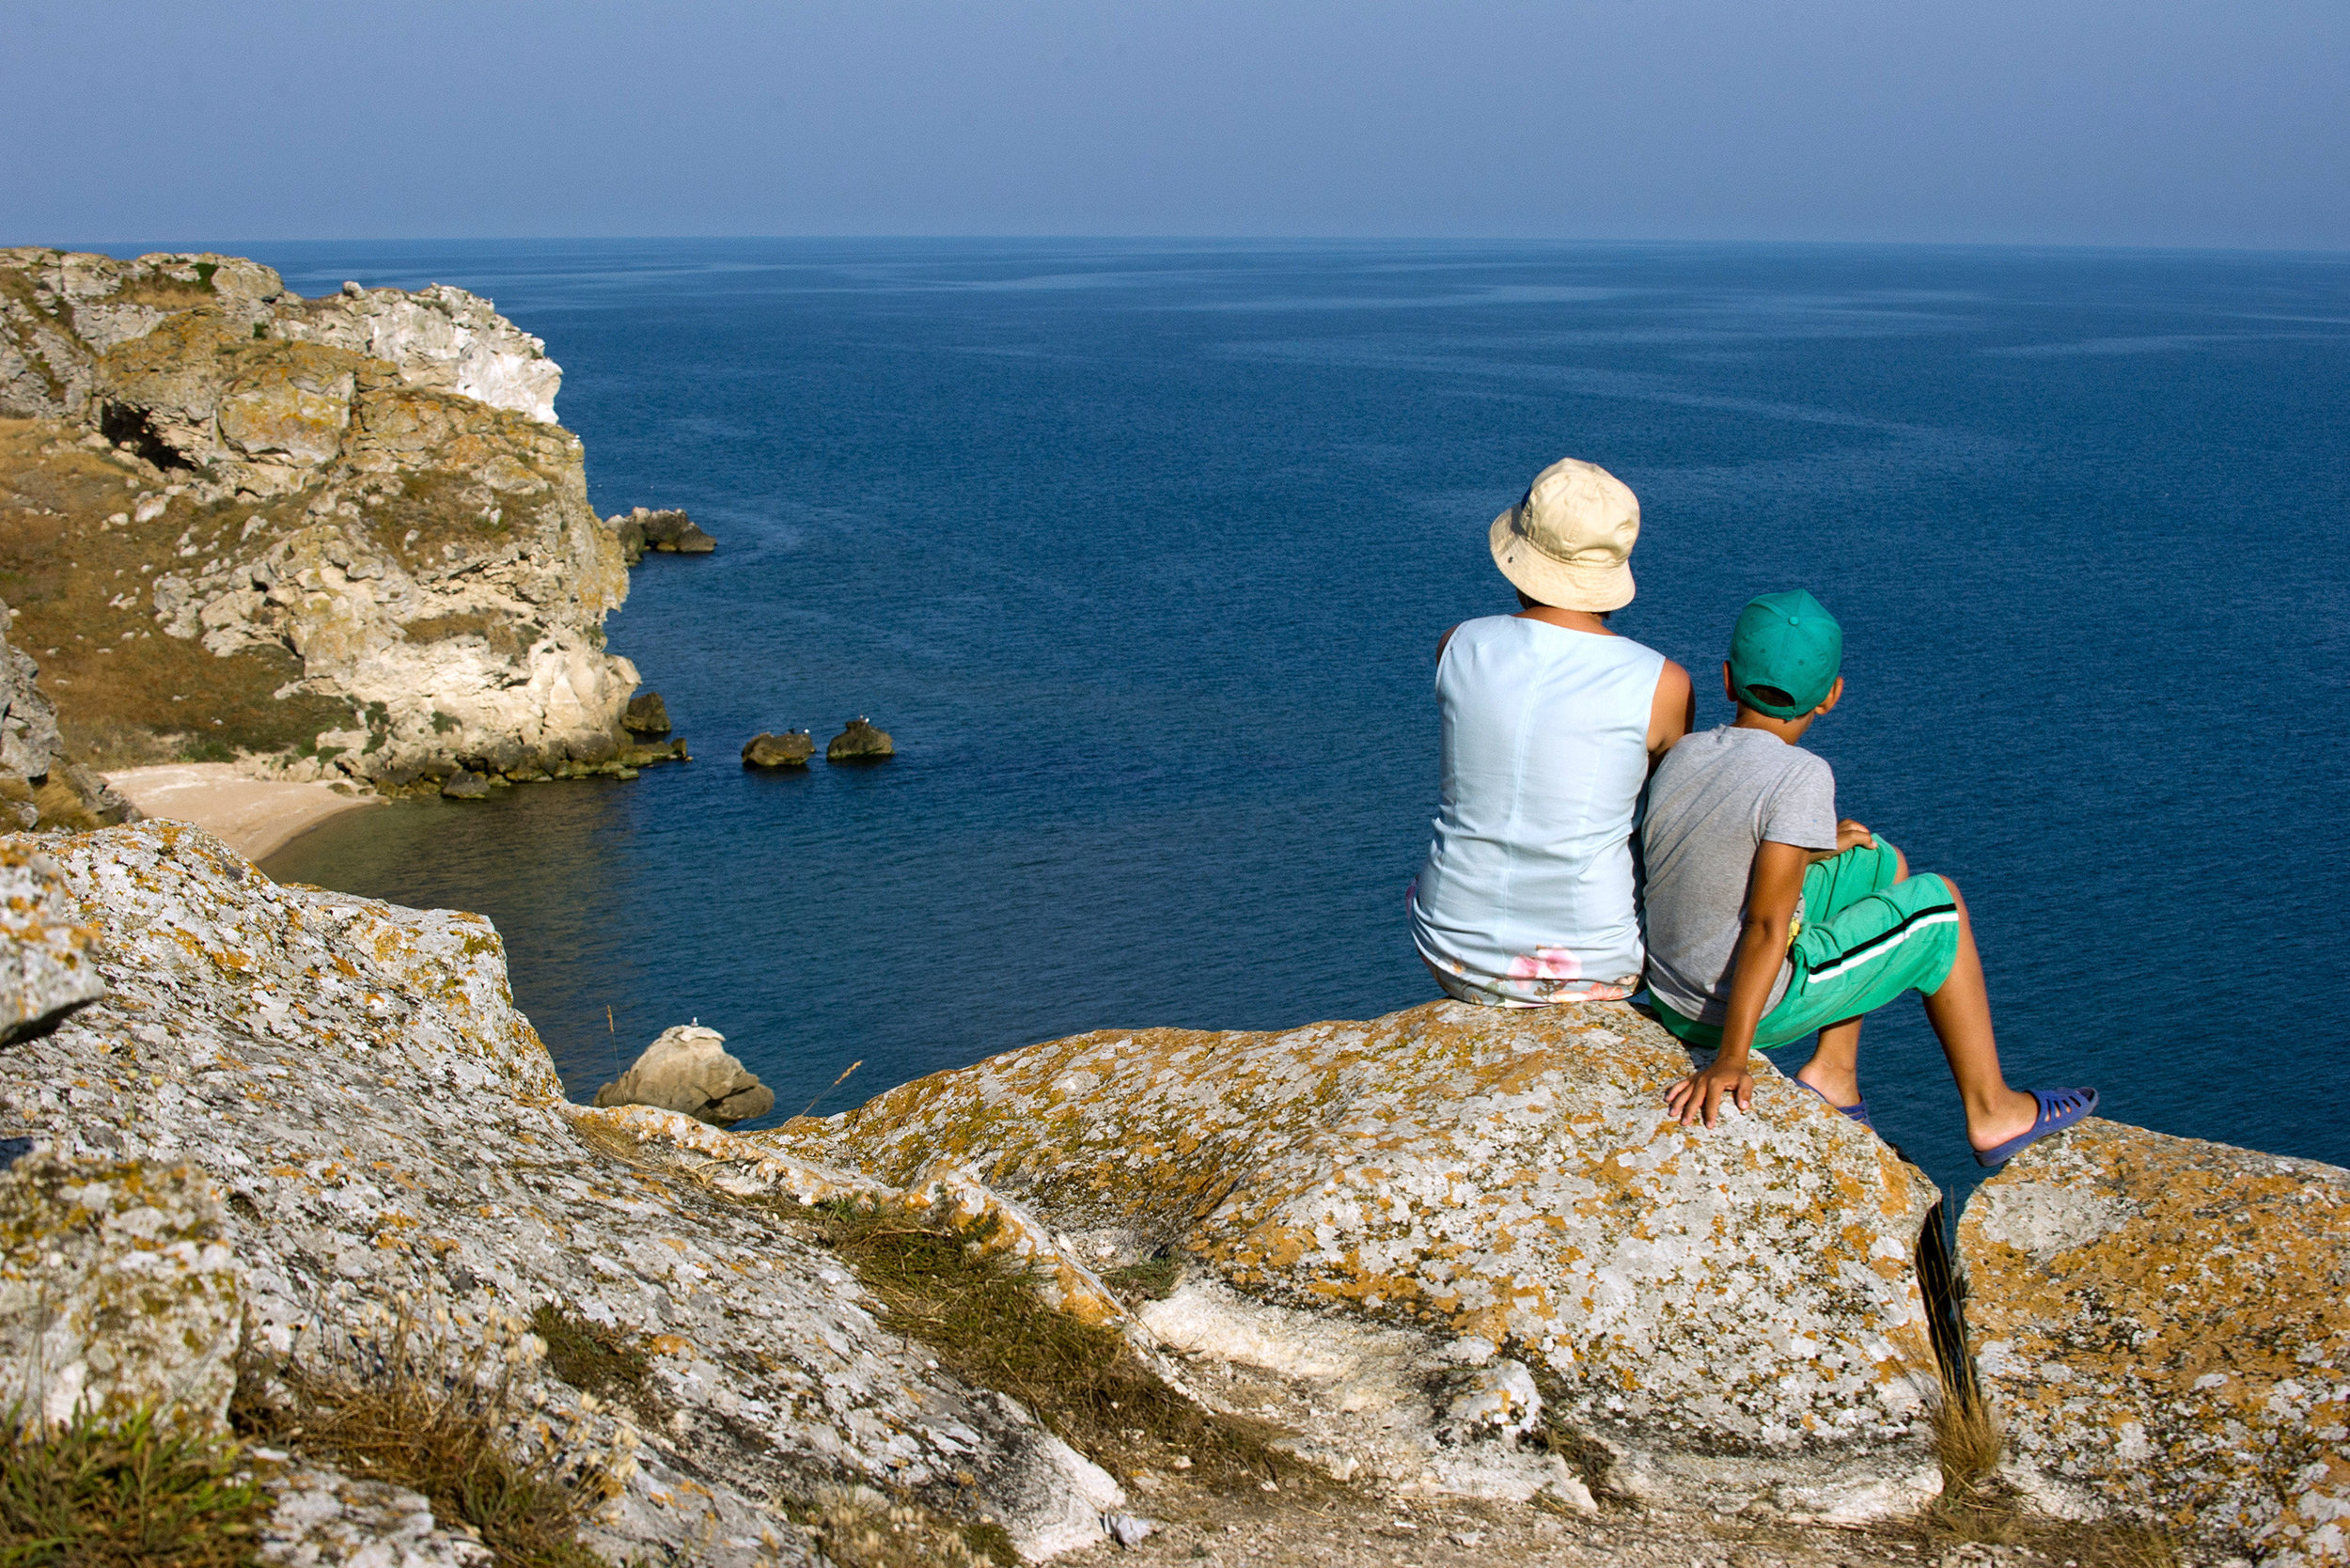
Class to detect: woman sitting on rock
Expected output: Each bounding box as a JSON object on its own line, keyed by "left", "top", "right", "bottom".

{"left": 1408, "top": 457, "right": 1693, "bottom": 1005}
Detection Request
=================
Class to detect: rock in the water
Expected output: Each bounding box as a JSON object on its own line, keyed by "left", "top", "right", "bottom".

{"left": 439, "top": 767, "right": 493, "bottom": 799}
{"left": 826, "top": 716, "right": 894, "bottom": 762}
{"left": 595, "top": 1024, "right": 776, "bottom": 1126}
{"left": 764, "top": 999, "right": 1947, "bottom": 1516}
{"left": 622, "top": 690, "right": 671, "bottom": 736}
{"left": 0, "top": 842, "right": 103, "bottom": 1044}
{"left": 603, "top": 507, "right": 715, "bottom": 562}
{"left": 1962, "top": 1119, "right": 2350, "bottom": 1563}
{"left": 744, "top": 729, "right": 815, "bottom": 768}
{"left": 0, "top": 821, "right": 1129, "bottom": 1564}
{"left": 0, "top": 1152, "right": 240, "bottom": 1433}
{"left": 640, "top": 508, "right": 716, "bottom": 554}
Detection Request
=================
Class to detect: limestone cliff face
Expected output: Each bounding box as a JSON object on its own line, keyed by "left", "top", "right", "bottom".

{"left": 0, "top": 248, "right": 634, "bottom": 784}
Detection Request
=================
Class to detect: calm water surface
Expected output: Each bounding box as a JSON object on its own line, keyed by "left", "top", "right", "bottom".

{"left": 223, "top": 239, "right": 2349, "bottom": 1211}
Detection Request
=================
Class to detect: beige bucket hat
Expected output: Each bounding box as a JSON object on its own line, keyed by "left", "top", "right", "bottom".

{"left": 1488, "top": 456, "right": 1639, "bottom": 612}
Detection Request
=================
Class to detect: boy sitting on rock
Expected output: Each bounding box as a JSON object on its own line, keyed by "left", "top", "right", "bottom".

{"left": 1638, "top": 590, "right": 2094, "bottom": 1166}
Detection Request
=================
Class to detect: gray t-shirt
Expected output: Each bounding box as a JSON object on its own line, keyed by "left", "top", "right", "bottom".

{"left": 1640, "top": 726, "right": 1838, "bottom": 1024}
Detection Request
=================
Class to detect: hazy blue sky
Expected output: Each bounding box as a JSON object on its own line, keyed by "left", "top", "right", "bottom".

{"left": 7, "top": 0, "right": 2344, "bottom": 248}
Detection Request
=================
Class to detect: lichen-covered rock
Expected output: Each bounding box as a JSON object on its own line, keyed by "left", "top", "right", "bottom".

{"left": 0, "top": 821, "right": 1126, "bottom": 1562}
{"left": 592, "top": 1024, "right": 776, "bottom": 1126}
{"left": 826, "top": 717, "right": 893, "bottom": 761}
{"left": 0, "top": 1152, "right": 240, "bottom": 1432}
{"left": 1961, "top": 1119, "right": 2350, "bottom": 1565}
{"left": 259, "top": 1464, "right": 493, "bottom": 1568}
{"left": 762, "top": 1001, "right": 1947, "bottom": 1514}
{"left": 0, "top": 841, "right": 102, "bottom": 1043}
{"left": 0, "top": 249, "right": 639, "bottom": 784}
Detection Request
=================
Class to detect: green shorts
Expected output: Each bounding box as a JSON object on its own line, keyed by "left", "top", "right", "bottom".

{"left": 1652, "top": 839, "right": 1963, "bottom": 1051}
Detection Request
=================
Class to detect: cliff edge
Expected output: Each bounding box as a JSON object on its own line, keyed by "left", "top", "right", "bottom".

{"left": 0, "top": 248, "right": 637, "bottom": 788}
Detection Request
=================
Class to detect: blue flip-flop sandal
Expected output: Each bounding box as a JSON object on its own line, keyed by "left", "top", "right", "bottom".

{"left": 1797, "top": 1080, "right": 1874, "bottom": 1131}
{"left": 1973, "top": 1087, "right": 2099, "bottom": 1168}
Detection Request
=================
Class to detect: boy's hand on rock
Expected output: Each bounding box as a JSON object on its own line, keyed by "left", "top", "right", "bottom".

{"left": 1835, "top": 819, "right": 1877, "bottom": 854}
{"left": 1666, "top": 1059, "right": 1753, "bottom": 1128}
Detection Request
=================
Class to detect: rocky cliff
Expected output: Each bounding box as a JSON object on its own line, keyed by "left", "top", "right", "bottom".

{"left": 0, "top": 249, "right": 638, "bottom": 787}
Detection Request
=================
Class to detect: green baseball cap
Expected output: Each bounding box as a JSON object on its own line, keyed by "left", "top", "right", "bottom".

{"left": 1728, "top": 590, "right": 1843, "bottom": 718}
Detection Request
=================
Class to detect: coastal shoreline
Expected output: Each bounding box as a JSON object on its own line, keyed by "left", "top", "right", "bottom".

{"left": 103, "top": 764, "right": 379, "bottom": 861}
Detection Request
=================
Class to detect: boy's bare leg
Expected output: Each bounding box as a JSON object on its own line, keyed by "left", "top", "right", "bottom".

{"left": 1795, "top": 1016, "right": 1864, "bottom": 1107}
{"left": 1921, "top": 879, "right": 2040, "bottom": 1152}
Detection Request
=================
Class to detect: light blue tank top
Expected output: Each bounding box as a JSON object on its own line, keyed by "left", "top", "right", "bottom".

{"left": 1409, "top": 616, "right": 1666, "bottom": 1006}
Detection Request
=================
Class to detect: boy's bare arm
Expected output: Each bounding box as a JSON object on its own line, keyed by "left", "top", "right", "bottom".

{"left": 1665, "top": 840, "right": 1811, "bottom": 1128}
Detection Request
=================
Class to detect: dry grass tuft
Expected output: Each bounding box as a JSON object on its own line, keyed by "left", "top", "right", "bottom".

{"left": 526, "top": 1303, "right": 666, "bottom": 1425}
{"left": 234, "top": 1326, "right": 604, "bottom": 1568}
{"left": 0, "top": 1405, "right": 267, "bottom": 1567}
{"left": 809, "top": 1200, "right": 1286, "bottom": 1494}
{"left": 1914, "top": 1388, "right": 2181, "bottom": 1567}
{"left": 799, "top": 1482, "right": 1009, "bottom": 1568}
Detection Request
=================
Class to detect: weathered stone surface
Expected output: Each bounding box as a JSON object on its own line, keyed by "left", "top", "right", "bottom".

{"left": 1962, "top": 1119, "right": 2350, "bottom": 1564}
{"left": 0, "top": 841, "right": 103, "bottom": 1043}
{"left": 826, "top": 717, "right": 894, "bottom": 761}
{"left": 744, "top": 730, "right": 815, "bottom": 768}
{"left": 592, "top": 1024, "right": 776, "bottom": 1126}
{"left": 439, "top": 768, "right": 493, "bottom": 799}
{"left": 620, "top": 691, "right": 669, "bottom": 736}
{"left": 763, "top": 1000, "right": 1947, "bottom": 1515}
{"left": 0, "top": 249, "right": 637, "bottom": 783}
{"left": 0, "top": 821, "right": 1127, "bottom": 1562}
{"left": 0, "top": 602, "right": 59, "bottom": 781}
{"left": 0, "top": 1152, "right": 240, "bottom": 1432}
{"left": 259, "top": 1464, "right": 493, "bottom": 1568}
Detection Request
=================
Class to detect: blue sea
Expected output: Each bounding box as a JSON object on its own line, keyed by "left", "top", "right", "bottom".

{"left": 186, "top": 238, "right": 2347, "bottom": 1212}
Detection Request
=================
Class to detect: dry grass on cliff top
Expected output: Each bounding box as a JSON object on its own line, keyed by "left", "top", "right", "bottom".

{"left": 810, "top": 1200, "right": 1292, "bottom": 1500}
{"left": 0, "top": 418, "right": 350, "bottom": 768}
{"left": 1906, "top": 1388, "right": 2180, "bottom": 1568}
{"left": 233, "top": 1326, "right": 605, "bottom": 1568}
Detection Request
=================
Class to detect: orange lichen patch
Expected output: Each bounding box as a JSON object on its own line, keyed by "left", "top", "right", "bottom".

{"left": 1962, "top": 1119, "right": 2350, "bottom": 1562}
{"left": 764, "top": 998, "right": 1943, "bottom": 1455}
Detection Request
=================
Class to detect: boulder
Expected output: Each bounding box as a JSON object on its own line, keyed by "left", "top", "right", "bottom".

{"left": 622, "top": 690, "right": 671, "bottom": 736}
{"left": 0, "top": 841, "right": 103, "bottom": 1045}
{"left": 594, "top": 1024, "right": 776, "bottom": 1126}
{"left": 744, "top": 729, "right": 815, "bottom": 768}
{"left": 439, "top": 767, "right": 493, "bottom": 799}
{"left": 0, "top": 821, "right": 1133, "bottom": 1563}
{"left": 0, "top": 1152, "right": 241, "bottom": 1433}
{"left": 826, "top": 716, "right": 894, "bottom": 762}
{"left": 764, "top": 1000, "right": 1948, "bottom": 1516}
{"left": 1961, "top": 1119, "right": 2350, "bottom": 1563}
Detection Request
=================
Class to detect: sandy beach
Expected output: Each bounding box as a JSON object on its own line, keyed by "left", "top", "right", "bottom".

{"left": 103, "top": 764, "right": 380, "bottom": 863}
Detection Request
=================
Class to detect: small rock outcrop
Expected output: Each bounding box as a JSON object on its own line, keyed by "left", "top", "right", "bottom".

{"left": 0, "top": 249, "right": 639, "bottom": 787}
{"left": 603, "top": 507, "right": 716, "bottom": 564}
{"left": 0, "top": 822, "right": 1134, "bottom": 1562}
{"left": 764, "top": 1000, "right": 1947, "bottom": 1518}
{"left": 744, "top": 729, "right": 815, "bottom": 768}
{"left": 826, "top": 716, "right": 894, "bottom": 762}
{"left": 0, "top": 606, "right": 138, "bottom": 831}
{"left": 439, "top": 767, "right": 493, "bottom": 799}
{"left": 1961, "top": 1119, "right": 2349, "bottom": 1564}
{"left": 620, "top": 690, "right": 670, "bottom": 736}
{"left": 593, "top": 1023, "right": 776, "bottom": 1126}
